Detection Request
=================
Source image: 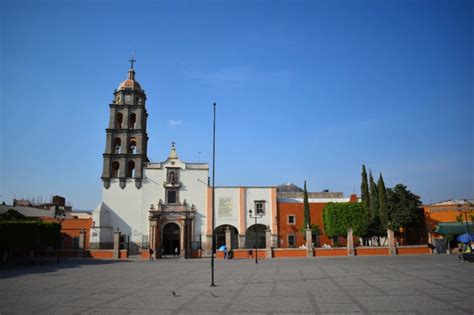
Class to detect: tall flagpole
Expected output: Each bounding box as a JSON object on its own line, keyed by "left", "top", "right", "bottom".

{"left": 211, "top": 102, "right": 216, "bottom": 287}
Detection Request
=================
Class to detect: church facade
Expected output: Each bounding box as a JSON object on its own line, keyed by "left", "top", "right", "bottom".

{"left": 90, "top": 63, "right": 277, "bottom": 257}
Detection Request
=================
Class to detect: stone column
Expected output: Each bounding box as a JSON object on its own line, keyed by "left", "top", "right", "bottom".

{"left": 79, "top": 229, "right": 87, "bottom": 258}
{"left": 305, "top": 228, "right": 313, "bottom": 257}
{"left": 185, "top": 219, "right": 192, "bottom": 259}
{"left": 387, "top": 229, "right": 396, "bottom": 255}
{"left": 113, "top": 230, "right": 121, "bottom": 259}
{"left": 225, "top": 227, "right": 232, "bottom": 251}
{"left": 347, "top": 228, "right": 355, "bottom": 256}
{"left": 265, "top": 228, "right": 273, "bottom": 258}
{"left": 238, "top": 235, "right": 246, "bottom": 249}
{"left": 206, "top": 235, "right": 213, "bottom": 255}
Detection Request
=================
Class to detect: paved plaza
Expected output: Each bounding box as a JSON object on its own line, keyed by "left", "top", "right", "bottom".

{"left": 0, "top": 255, "right": 472, "bottom": 314}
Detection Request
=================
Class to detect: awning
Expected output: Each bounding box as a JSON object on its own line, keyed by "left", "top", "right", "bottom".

{"left": 434, "top": 222, "right": 474, "bottom": 236}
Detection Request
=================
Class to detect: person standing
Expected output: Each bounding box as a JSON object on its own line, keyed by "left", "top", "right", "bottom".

{"left": 174, "top": 247, "right": 178, "bottom": 258}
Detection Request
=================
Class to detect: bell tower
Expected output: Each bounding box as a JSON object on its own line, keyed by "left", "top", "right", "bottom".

{"left": 101, "top": 56, "right": 149, "bottom": 189}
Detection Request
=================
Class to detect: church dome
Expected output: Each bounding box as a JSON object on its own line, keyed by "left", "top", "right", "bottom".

{"left": 117, "top": 69, "right": 143, "bottom": 92}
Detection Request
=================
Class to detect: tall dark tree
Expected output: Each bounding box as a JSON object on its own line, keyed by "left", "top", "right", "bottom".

{"left": 386, "top": 184, "right": 423, "bottom": 230}
{"left": 361, "top": 165, "right": 370, "bottom": 211}
{"left": 303, "top": 180, "right": 310, "bottom": 229}
{"left": 378, "top": 173, "right": 388, "bottom": 229}
{"left": 369, "top": 171, "right": 379, "bottom": 220}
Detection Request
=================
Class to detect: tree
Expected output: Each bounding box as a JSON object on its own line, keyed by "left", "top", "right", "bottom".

{"left": 303, "top": 181, "right": 310, "bottom": 229}
{"left": 369, "top": 172, "right": 379, "bottom": 220}
{"left": 378, "top": 173, "right": 388, "bottom": 229}
{"left": 323, "top": 202, "right": 369, "bottom": 238}
{"left": 360, "top": 165, "right": 370, "bottom": 210}
{"left": 386, "top": 184, "right": 423, "bottom": 231}
{"left": 0, "top": 209, "right": 28, "bottom": 221}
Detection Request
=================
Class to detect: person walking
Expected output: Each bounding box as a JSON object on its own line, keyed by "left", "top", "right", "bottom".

{"left": 174, "top": 247, "right": 178, "bottom": 258}
{"left": 149, "top": 248, "right": 154, "bottom": 261}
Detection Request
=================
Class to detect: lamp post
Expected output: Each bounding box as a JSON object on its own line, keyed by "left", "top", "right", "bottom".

{"left": 248, "top": 209, "right": 263, "bottom": 264}
{"left": 458, "top": 203, "right": 472, "bottom": 237}
{"left": 55, "top": 212, "right": 66, "bottom": 263}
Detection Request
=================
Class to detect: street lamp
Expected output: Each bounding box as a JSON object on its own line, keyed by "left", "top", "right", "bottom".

{"left": 248, "top": 209, "right": 263, "bottom": 264}
{"left": 55, "top": 212, "right": 66, "bottom": 263}
{"left": 458, "top": 203, "right": 471, "bottom": 237}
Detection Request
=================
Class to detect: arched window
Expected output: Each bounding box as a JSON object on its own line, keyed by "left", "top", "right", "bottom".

{"left": 129, "top": 113, "right": 136, "bottom": 130}
{"left": 111, "top": 161, "right": 120, "bottom": 178}
{"left": 113, "top": 138, "right": 121, "bottom": 154}
{"left": 129, "top": 137, "right": 137, "bottom": 154}
{"left": 127, "top": 160, "right": 135, "bottom": 178}
{"left": 116, "top": 113, "right": 123, "bottom": 129}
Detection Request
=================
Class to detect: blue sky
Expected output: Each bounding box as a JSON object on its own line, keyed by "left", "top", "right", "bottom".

{"left": 1, "top": 0, "right": 472, "bottom": 210}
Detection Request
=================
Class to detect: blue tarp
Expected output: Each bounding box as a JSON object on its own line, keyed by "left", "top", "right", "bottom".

{"left": 457, "top": 232, "right": 474, "bottom": 244}
{"left": 218, "top": 245, "right": 227, "bottom": 251}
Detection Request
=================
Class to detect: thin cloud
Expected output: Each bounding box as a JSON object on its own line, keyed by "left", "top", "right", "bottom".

{"left": 168, "top": 120, "right": 183, "bottom": 126}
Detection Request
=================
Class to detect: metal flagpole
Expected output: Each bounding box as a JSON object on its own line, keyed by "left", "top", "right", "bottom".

{"left": 211, "top": 102, "right": 216, "bottom": 287}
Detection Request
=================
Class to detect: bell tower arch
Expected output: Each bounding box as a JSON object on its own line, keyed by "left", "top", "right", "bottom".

{"left": 101, "top": 56, "right": 149, "bottom": 189}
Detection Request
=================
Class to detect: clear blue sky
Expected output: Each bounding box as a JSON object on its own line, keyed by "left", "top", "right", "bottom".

{"left": 1, "top": 0, "right": 472, "bottom": 210}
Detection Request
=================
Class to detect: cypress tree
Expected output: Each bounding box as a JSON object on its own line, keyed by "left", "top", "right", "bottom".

{"left": 378, "top": 173, "right": 388, "bottom": 229}
{"left": 303, "top": 180, "right": 310, "bottom": 228}
{"left": 369, "top": 171, "right": 379, "bottom": 220}
{"left": 361, "top": 165, "right": 370, "bottom": 211}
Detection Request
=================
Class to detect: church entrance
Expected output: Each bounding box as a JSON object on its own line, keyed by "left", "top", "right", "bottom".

{"left": 163, "top": 223, "right": 180, "bottom": 256}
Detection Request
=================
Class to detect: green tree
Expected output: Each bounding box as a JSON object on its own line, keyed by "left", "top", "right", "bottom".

{"left": 378, "top": 173, "right": 388, "bottom": 229}
{"left": 369, "top": 172, "right": 379, "bottom": 220}
{"left": 323, "top": 202, "right": 369, "bottom": 238}
{"left": 0, "top": 209, "right": 28, "bottom": 221}
{"left": 303, "top": 180, "right": 310, "bottom": 229}
{"left": 386, "top": 184, "right": 423, "bottom": 230}
{"left": 361, "top": 165, "right": 370, "bottom": 211}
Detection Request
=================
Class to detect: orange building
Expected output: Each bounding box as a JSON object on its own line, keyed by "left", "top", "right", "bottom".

{"left": 423, "top": 199, "right": 473, "bottom": 242}
{"left": 42, "top": 217, "right": 93, "bottom": 249}
{"left": 277, "top": 192, "right": 358, "bottom": 248}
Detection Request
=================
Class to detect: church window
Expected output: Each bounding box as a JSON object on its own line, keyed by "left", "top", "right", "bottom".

{"left": 288, "top": 215, "right": 295, "bottom": 225}
{"left": 127, "top": 160, "right": 135, "bottom": 178}
{"left": 113, "top": 138, "right": 121, "bottom": 154}
{"left": 129, "top": 138, "right": 137, "bottom": 154}
{"left": 111, "top": 161, "right": 120, "bottom": 178}
{"left": 129, "top": 113, "right": 136, "bottom": 130}
{"left": 116, "top": 113, "right": 123, "bottom": 129}
{"left": 288, "top": 234, "right": 296, "bottom": 247}
{"left": 167, "top": 190, "right": 178, "bottom": 204}
{"left": 255, "top": 201, "right": 266, "bottom": 215}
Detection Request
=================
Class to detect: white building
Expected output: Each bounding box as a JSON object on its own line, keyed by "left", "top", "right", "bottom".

{"left": 91, "top": 63, "right": 276, "bottom": 257}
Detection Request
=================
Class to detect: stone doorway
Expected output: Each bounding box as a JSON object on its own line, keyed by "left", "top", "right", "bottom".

{"left": 163, "top": 223, "right": 180, "bottom": 256}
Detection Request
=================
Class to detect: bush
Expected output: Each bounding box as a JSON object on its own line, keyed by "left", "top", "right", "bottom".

{"left": 0, "top": 221, "right": 61, "bottom": 250}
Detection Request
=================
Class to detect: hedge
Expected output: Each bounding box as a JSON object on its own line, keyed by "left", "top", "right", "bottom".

{"left": 0, "top": 221, "right": 61, "bottom": 250}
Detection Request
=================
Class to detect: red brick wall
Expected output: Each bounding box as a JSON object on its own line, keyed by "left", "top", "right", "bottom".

{"left": 278, "top": 202, "right": 344, "bottom": 248}
{"left": 42, "top": 217, "right": 93, "bottom": 249}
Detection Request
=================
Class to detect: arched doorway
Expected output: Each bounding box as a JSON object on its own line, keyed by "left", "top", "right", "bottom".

{"left": 215, "top": 225, "right": 239, "bottom": 249}
{"left": 163, "top": 223, "right": 180, "bottom": 256}
{"left": 245, "top": 224, "right": 266, "bottom": 249}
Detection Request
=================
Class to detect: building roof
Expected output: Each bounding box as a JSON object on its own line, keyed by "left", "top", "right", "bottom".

{"left": 425, "top": 199, "right": 474, "bottom": 206}
{"left": 277, "top": 183, "right": 303, "bottom": 192}
{"left": 434, "top": 222, "right": 474, "bottom": 236}
{"left": 117, "top": 68, "right": 143, "bottom": 92}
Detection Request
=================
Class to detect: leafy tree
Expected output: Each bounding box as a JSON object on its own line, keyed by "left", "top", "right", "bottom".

{"left": 386, "top": 184, "right": 423, "bottom": 230}
{"left": 378, "top": 173, "right": 388, "bottom": 229}
{"left": 0, "top": 209, "right": 28, "bottom": 221}
{"left": 303, "top": 181, "right": 310, "bottom": 229}
{"left": 323, "top": 202, "right": 369, "bottom": 238}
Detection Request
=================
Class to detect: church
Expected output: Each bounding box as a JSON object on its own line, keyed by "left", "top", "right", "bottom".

{"left": 90, "top": 61, "right": 277, "bottom": 258}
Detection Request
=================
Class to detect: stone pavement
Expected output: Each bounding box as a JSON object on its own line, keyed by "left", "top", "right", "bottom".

{"left": 0, "top": 255, "right": 472, "bottom": 314}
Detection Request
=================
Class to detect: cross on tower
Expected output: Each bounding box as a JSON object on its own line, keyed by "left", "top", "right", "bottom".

{"left": 129, "top": 54, "right": 136, "bottom": 69}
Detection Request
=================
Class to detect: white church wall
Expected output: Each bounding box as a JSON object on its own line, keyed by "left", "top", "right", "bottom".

{"left": 100, "top": 179, "right": 144, "bottom": 243}
{"left": 214, "top": 188, "right": 240, "bottom": 232}
{"left": 141, "top": 167, "right": 166, "bottom": 243}
{"left": 180, "top": 168, "right": 208, "bottom": 239}
{"left": 245, "top": 188, "right": 273, "bottom": 229}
